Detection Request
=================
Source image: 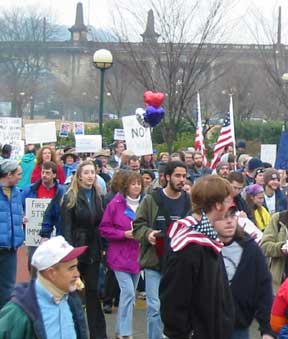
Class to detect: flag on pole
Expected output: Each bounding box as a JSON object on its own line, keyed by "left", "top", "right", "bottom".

{"left": 194, "top": 92, "right": 207, "bottom": 165}
{"left": 210, "top": 95, "right": 235, "bottom": 170}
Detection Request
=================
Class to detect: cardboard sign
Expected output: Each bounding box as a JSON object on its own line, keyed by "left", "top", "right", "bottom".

{"left": 75, "top": 135, "right": 102, "bottom": 153}
{"left": 122, "top": 115, "right": 153, "bottom": 156}
{"left": 261, "top": 144, "right": 277, "bottom": 167}
{"left": 0, "top": 117, "right": 23, "bottom": 160}
{"left": 114, "top": 129, "right": 125, "bottom": 141}
{"left": 73, "top": 122, "right": 85, "bottom": 135}
{"left": 25, "top": 198, "right": 53, "bottom": 246}
{"left": 25, "top": 122, "right": 57, "bottom": 144}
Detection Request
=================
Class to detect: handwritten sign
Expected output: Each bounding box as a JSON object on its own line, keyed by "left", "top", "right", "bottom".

{"left": 75, "top": 135, "right": 102, "bottom": 153}
{"left": 25, "top": 198, "right": 52, "bottom": 246}
{"left": 25, "top": 122, "right": 57, "bottom": 144}
{"left": 0, "top": 117, "right": 23, "bottom": 160}
{"left": 122, "top": 115, "right": 152, "bottom": 156}
{"left": 114, "top": 129, "right": 125, "bottom": 141}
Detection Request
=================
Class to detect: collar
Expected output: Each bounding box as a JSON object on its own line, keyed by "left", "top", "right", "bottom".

{"left": 37, "top": 273, "right": 67, "bottom": 304}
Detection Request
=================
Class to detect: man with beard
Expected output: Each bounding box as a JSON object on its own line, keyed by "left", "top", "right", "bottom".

{"left": 133, "top": 161, "right": 191, "bottom": 339}
{"left": 263, "top": 169, "right": 287, "bottom": 214}
{"left": 189, "top": 151, "right": 211, "bottom": 183}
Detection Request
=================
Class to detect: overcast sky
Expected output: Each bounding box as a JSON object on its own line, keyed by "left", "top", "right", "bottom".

{"left": 0, "top": 0, "right": 288, "bottom": 43}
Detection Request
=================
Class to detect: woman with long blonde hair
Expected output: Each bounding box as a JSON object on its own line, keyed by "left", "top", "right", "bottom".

{"left": 61, "top": 160, "right": 107, "bottom": 339}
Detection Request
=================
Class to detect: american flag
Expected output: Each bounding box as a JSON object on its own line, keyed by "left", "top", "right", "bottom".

{"left": 210, "top": 111, "right": 234, "bottom": 170}
{"left": 194, "top": 92, "right": 207, "bottom": 165}
{"left": 168, "top": 216, "right": 223, "bottom": 254}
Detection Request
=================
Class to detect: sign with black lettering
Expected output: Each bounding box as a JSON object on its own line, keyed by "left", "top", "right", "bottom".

{"left": 25, "top": 198, "right": 52, "bottom": 246}
{"left": 122, "top": 115, "right": 153, "bottom": 156}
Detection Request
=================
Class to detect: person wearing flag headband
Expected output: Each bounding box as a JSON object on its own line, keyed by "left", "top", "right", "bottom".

{"left": 159, "top": 175, "right": 235, "bottom": 339}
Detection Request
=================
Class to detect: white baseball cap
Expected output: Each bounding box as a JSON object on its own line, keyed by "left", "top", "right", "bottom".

{"left": 31, "top": 236, "right": 87, "bottom": 271}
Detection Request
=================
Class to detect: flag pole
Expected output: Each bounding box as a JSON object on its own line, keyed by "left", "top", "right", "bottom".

{"left": 229, "top": 93, "right": 237, "bottom": 168}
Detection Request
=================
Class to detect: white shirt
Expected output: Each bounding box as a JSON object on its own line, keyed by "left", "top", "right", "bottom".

{"left": 264, "top": 193, "right": 276, "bottom": 214}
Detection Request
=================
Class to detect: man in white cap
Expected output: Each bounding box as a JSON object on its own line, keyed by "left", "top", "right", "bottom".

{"left": 0, "top": 159, "right": 23, "bottom": 309}
{"left": 0, "top": 236, "right": 88, "bottom": 338}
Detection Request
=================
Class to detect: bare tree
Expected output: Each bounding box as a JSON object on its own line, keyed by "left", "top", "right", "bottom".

{"left": 111, "top": 0, "right": 228, "bottom": 151}
{"left": 0, "top": 7, "right": 57, "bottom": 118}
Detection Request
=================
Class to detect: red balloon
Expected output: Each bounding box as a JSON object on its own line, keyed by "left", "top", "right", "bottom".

{"left": 144, "top": 91, "right": 165, "bottom": 108}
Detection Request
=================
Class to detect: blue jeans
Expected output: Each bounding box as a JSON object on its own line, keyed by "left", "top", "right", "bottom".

{"left": 144, "top": 269, "right": 162, "bottom": 339}
{"left": 114, "top": 271, "right": 140, "bottom": 337}
{"left": 0, "top": 249, "right": 17, "bottom": 309}
{"left": 231, "top": 328, "right": 250, "bottom": 339}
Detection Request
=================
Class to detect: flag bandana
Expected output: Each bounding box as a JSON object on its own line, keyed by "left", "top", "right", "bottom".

{"left": 168, "top": 213, "right": 223, "bottom": 254}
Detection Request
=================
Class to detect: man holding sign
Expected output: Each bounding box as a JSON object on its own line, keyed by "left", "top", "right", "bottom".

{"left": 22, "top": 161, "right": 66, "bottom": 276}
{"left": 0, "top": 159, "right": 24, "bottom": 309}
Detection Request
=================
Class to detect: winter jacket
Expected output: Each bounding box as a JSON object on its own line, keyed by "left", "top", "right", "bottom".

{"left": 17, "top": 153, "right": 36, "bottom": 190}
{"left": 0, "top": 280, "right": 87, "bottom": 339}
{"left": 263, "top": 188, "right": 287, "bottom": 214}
{"left": 187, "top": 166, "right": 212, "bottom": 183}
{"left": 261, "top": 211, "right": 288, "bottom": 292}
{"left": 133, "top": 190, "right": 190, "bottom": 271}
{"left": 61, "top": 187, "right": 104, "bottom": 263}
{"left": 0, "top": 184, "right": 24, "bottom": 249}
{"left": 21, "top": 180, "right": 66, "bottom": 238}
{"left": 100, "top": 193, "right": 140, "bottom": 274}
{"left": 228, "top": 235, "right": 275, "bottom": 337}
{"left": 31, "top": 164, "right": 66, "bottom": 184}
{"left": 159, "top": 240, "right": 234, "bottom": 339}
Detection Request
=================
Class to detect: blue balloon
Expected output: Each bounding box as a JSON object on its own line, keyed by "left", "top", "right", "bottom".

{"left": 144, "top": 106, "right": 165, "bottom": 127}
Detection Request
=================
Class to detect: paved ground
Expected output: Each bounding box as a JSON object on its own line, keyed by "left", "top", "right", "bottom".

{"left": 16, "top": 246, "right": 262, "bottom": 339}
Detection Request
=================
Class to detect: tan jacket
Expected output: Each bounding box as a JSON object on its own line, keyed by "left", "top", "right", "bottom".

{"left": 260, "top": 211, "right": 288, "bottom": 293}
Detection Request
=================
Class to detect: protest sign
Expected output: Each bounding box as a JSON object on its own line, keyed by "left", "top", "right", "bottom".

{"left": 114, "top": 129, "right": 125, "bottom": 141}
{"left": 73, "top": 122, "right": 85, "bottom": 135}
{"left": 122, "top": 115, "right": 153, "bottom": 156}
{"left": 0, "top": 117, "right": 23, "bottom": 160}
{"left": 25, "top": 122, "right": 57, "bottom": 144}
{"left": 59, "top": 122, "right": 71, "bottom": 137}
{"left": 75, "top": 135, "right": 102, "bottom": 153}
{"left": 261, "top": 144, "right": 277, "bottom": 167}
{"left": 25, "top": 198, "right": 52, "bottom": 246}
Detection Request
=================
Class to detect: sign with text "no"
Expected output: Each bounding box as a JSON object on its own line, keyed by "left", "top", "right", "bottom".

{"left": 122, "top": 115, "right": 153, "bottom": 156}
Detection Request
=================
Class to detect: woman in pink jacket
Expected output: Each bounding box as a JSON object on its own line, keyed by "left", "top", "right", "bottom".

{"left": 100, "top": 171, "right": 142, "bottom": 339}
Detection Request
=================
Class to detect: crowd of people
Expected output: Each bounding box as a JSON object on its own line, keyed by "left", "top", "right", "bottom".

{"left": 1, "top": 139, "right": 288, "bottom": 338}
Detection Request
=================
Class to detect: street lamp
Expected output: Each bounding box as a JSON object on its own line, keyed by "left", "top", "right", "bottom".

{"left": 92, "top": 49, "right": 113, "bottom": 135}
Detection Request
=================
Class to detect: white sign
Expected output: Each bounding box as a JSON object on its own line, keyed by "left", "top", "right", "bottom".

{"left": 25, "top": 122, "right": 57, "bottom": 144}
{"left": 25, "top": 198, "right": 52, "bottom": 246}
{"left": 260, "top": 144, "right": 277, "bottom": 166}
{"left": 75, "top": 135, "right": 102, "bottom": 153}
{"left": 122, "top": 115, "right": 153, "bottom": 156}
{"left": 114, "top": 129, "right": 125, "bottom": 141}
{"left": 0, "top": 117, "right": 23, "bottom": 160}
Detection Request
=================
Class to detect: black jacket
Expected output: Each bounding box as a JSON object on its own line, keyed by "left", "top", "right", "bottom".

{"left": 159, "top": 243, "right": 235, "bottom": 339}
{"left": 61, "top": 187, "right": 104, "bottom": 263}
{"left": 229, "top": 235, "right": 275, "bottom": 337}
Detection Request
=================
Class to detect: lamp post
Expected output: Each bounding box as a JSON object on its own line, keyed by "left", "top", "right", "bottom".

{"left": 92, "top": 49, "right": 113, "bottom": 135}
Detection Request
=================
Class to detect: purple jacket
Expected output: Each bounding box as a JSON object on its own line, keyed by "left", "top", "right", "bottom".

{"left": 99, "top": 193, "right": 140, "bottom": 274}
